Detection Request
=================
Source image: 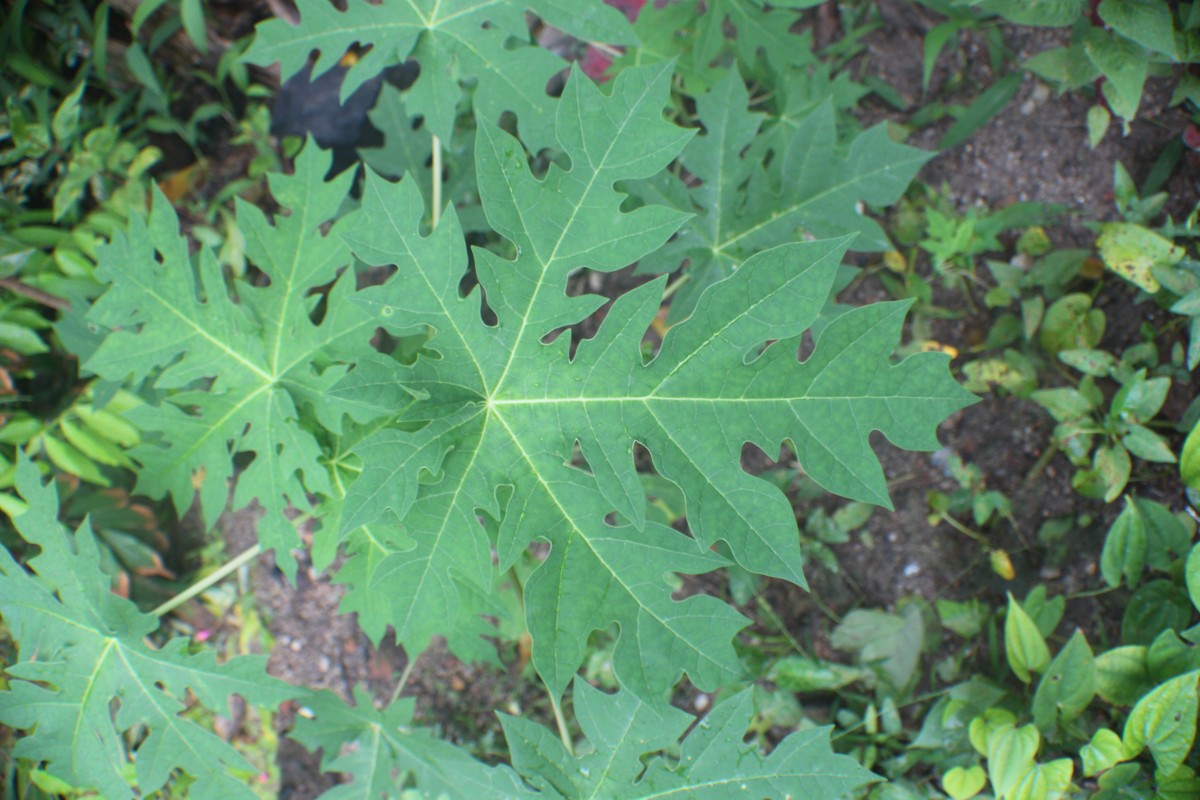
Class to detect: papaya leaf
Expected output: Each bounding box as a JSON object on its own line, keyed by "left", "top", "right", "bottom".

{"left": 244, "top": 0, "right": 635, "bottom": 152}
{"left": 501, "top": 682, "right": 878, "bottom": 799}
{"left": 616, "top": 0, "right": 819, "bottom": 92}
{"left": 290, "top": 687, "right": 535, "bottom": 799}
{"left": 85, "top": 144, "right": 375, "bottom": 576}
{"left": 360, "top": 82, "right": 487, "bottom": 234}
{"left": 335, "top": 63, "right": 975, "bottom": 700}
{"left": 0, "top": 456, "right": 293, "bottom": 799}
{"left": 630, "top": 68, "right": 929, "bottom": 318}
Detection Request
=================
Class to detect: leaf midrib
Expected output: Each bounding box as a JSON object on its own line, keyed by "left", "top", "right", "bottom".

{"left": 705, "top": 144, "right": 928, "bottom": 256}
{"left": 269, "top": 0, "right": 502, "bottom": 49}
{"left": 487, "top": 394, "right": 950, "bottom": 405}
{"left": 489, "top": 74, "right": 660, "bottom": 398}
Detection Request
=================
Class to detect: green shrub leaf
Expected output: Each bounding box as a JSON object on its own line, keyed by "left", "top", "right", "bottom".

{"left": 976, "top": 0, "right": 1086, "bottom": 27}
{"left": 1032, "top": 629, "right": 1096, "bottom": 734}
{"left": 1101, "top": 496, "right": 1148, "bottom": 588}
{"left": 943, "top": 764, "right": 987, "bottom": 800}
{"left": 1084, "top": 28, "right": 1150, "bottom": 123}
{"left": 1080, "top": 728, "right": 1128, "bottom": 777}
{"left": 986, "top": 723, "right": 1040, "bottom": 799}
{"left": 1005, "top": 593, "right": 1051, "bottom": 683}
{"left": 1181, "top": 422, "right": 1200, "bottom": 489}
{"left": 1122, "top": 670, "right": 1200, "bottom": 776}
{"left": 1098, "top": 0, "right": 1178, "bottom": 59}
{"left": 1187, "top": 543, "right": 1200, "bottom": 613}
{"left": 1095, "top": 645, "right": 1152, "bottom": 705}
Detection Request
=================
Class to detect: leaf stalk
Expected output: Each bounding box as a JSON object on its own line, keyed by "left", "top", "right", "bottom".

{"left": 548, "top": 691, "right": 574, "bottom": 756}
{"left": 151, "top": 543, "right": 261, "bottom": 618}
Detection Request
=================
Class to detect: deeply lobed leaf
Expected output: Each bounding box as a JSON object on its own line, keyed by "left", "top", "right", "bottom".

{"left": 632, "top": 67, "right": 930, "bottom": 318}
{"left": 245, "top": 0, "right": 635, "bottom": 153}
{"left": 614, "top": 0, "right": 821, "bottom": 92}
{"left": 291, "top": 686, "right": 535, "bottom": 799}
{"left": 334, "top": 63, "right": 975, "bottom": 700}
{"left": 0, "top": 458, "right": 293, "bottom": 799}
{"left": 502, "top": 682, "right": 878, "bottom": 799}
{"left": 288, "top": 681, "right": 873, "bottom": 800}
{"left": 85, "top": 144, "right": 374, "bottom": 575}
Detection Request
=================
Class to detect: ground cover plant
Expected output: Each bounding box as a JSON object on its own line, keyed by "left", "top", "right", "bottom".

{"left": 3, "top": 0, "right": 1200, "bottom": 797}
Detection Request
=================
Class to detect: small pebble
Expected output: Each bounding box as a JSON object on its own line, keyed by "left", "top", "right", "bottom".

{"left": 902, "top": 562, "right": 921, "bottom": 578}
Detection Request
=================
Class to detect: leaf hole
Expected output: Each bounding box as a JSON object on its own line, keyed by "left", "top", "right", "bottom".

{"left": 740, "top": 441, "right": 791, "bottom": 478}
{"left": 795, "top": 330, "right": 816, "bottom": 363}
{"left": 458, "top": 245, "right": 498, "bottom": 327}
{"left": 546, "top": 67, "right": 569, "bottom": 100}
{"left": 569, "top": 439, "right": 591, "bottom": 475}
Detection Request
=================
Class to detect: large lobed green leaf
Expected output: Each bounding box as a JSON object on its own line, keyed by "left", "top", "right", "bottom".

{"left": 0, "top": 457, "right": 293, "bottom": 799}
{"left": 290, "top": 686, "right": 536, "bottom": 799}
{"left": 614, "top": 0, "right": 821, "bottom": 92}
{"left": 245, "top": 0, "right": 634, "bottom": 153}
{"left": 632, "top": 67, "right": 930, "bottom": 318}
{"left": 85, "top": 144, "right": 374, "bottom": 576}
{"left": 502, "top": 681, "right": 877, "bottom": 799}
{"left": 289, "top": 681, "right": 874, "bottom": 800}
{"left": 333, "top": 62, "right": 975, "bottom": 700}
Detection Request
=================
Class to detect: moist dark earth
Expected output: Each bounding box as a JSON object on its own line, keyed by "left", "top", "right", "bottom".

{"left": 193, "top": 6, "right": 1197, "bottom": 795}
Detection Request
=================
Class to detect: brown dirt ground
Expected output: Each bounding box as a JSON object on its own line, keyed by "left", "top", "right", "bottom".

{"left": 201, "top": 5, "right": 1197, "bottom": 794}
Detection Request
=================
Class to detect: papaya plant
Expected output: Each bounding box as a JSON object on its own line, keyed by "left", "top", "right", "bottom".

{"left": 0, "top": 1, "right": 985, "bottom": 795}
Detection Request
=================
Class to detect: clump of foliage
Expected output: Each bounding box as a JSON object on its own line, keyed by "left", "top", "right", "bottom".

{"left": 8, "top": 0, "right": 1200, "bottom": 797}
{"left": 824, "top": 507, "right": 1199, "bottom": 800}
{"left": 0, "top": 0, "right": 982, "bottom": 795}
{"left": 919, "top": 0, "right": 1200, "bottom": 141}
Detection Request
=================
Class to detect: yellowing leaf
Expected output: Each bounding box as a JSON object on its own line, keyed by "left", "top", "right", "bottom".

{"left": 1080, "top": 728, "right": 1128, "bottom": 776}
{"left": 919, "top": 340, "right": 960, "bottom": 359}
{"left": 991, "top": 548, "right": 1016, "bottom": 580}
{"left": 943, "top": 765, "right": 987, "bottom": 800}
{"left": 1097, "top": 222, "right": 1184, "bottom": 293}
{"left": 884, "top": 249, "right": 907, "bottom": 272}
